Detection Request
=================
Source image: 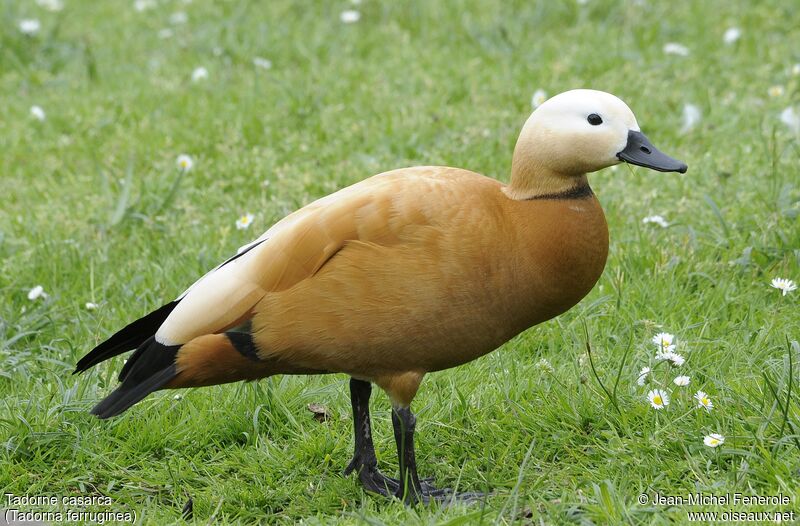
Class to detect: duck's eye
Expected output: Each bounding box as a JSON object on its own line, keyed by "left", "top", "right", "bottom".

{"left": 587, "top": 113, "right": 603, "bottom": 126}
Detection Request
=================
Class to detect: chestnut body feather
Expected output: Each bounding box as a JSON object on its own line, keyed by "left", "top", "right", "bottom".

{"left": 78, "top": 89, "right": 686, "bottom": 503}
{"left": 156, "top": 167, "right": 608, "bottom": 405}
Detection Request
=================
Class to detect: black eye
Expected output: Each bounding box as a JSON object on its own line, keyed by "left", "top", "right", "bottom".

{"left": 587, "top": 113, "right": 603, "bottom": 125}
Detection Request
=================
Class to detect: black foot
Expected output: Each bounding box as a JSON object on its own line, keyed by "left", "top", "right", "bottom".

{"left": 345, "top": 456, "right": 442, "bottom": 498}
{"left": 344, "top": 457, "right": 399, "bottom": 496}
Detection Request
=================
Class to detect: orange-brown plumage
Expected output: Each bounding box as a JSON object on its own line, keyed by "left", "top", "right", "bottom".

{"left": 78, "top": 89, "right": 686, "bottom": 502}
{"left": 232, "top": 167, "right": 608, "bottom": 404}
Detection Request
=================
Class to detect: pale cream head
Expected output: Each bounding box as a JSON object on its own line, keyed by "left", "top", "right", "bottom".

{"left": 522, "top": 89, "right": 640, "bottom": 173}
{"left": 507, "top": 89, "right": 686, "bottom": 200}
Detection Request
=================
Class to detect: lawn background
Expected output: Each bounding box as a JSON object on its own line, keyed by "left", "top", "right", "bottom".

{"left": 1, "top": 0, "right": 800, "bottom": 524}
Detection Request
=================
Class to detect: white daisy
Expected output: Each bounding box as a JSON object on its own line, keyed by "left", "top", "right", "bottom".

{"left": 36, "top": 0, "right": 64, "bottom": 12}
{"left": 770, "top": 277, "right": 797, "bottom": 296}
{"left": 27, "top": 285, "right": 48, "bottom": 301}
{"left": 768, "top": 85, "right": 785, "bottom": 98}
{"left": 655, "top": 350, "right": 684, "bottom": 366}
{"left": 30, "top": 106, "right": 46, "bottom": 122}
{"left": 637, "top": 366, "right": 650, "bottom": 386}
{"left": 253, "top": 57, "right": 272, "bottom": 70}
{"left": 781, "top": 107, "right": 799, "bottom": 134}
{"left": 191, "top": 67, "right": 208, "bottom": 82}
{"left": 340, "top": 10, "right": 360, "bottom": 23}
{"left": 694, "top": 390, "right": 713, "bottom": 412}
{"left": 652, "top": 332, "right": 675, "bottom": 350}
{"left": 19, "top": 19, "right": 42, "bottom": 35}
{"left": 85, "top": 302, "right": 99, "bottom": 310}
{"left": 236, "top": 213, "right": 254, "bottom": 230}
{"left": 176, "top": 154, "right": 193, "bottom": 172}
{"left": 536, "top": 358, "right": 554, "bottom": 373}
{"left": 642, "top": 215, "right": 669, "bottom": 228}
{"left": 169, "top": 11, "right": 188, "bottom": 25}
{"left": 134, "top": 0, "right": 156, "bottom": 11}
{"left": 663, "top": 42, "right": 689, "bottom": 57}
{"left": 673, "top": 375, "right": 690, "bottom": 387}
{"left": 173, "top": 394, "right": 183, "bottom": 400}
{"left": 666, "top": 352, "right": 685, "bottom": 366}
{"left": 680, "top": 103, "right": 701, "bottom": 134}
{"left": 703, "top": 433, "right": 724, "bottom": 448}
{"left": 647, "top": 389, "right": 669, "bottom": 409}
{"left": 531, "top": 89, "right": 548, "bottom": 109}
{"left": 722, "top": 27, "right": 741, "bottom": 44}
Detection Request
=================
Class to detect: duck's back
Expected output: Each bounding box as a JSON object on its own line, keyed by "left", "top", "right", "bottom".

{"left": 248, "top": 166, "right": 608, "bottom": 377}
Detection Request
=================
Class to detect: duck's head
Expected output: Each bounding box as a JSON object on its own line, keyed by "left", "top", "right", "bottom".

{"left": 507, "top": 89, "right": 687, "bottom": 199}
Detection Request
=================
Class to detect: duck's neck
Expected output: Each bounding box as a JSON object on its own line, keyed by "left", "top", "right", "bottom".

{"left": 503, "top": 158, "right": 589, "bottom": 201}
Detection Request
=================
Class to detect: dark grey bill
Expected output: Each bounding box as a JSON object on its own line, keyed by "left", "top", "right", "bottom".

{"left": 617, "top": 130, "right": 688, "bottom": 173}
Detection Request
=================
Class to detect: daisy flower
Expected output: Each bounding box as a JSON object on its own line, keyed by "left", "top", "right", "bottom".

{"left": 680, "top": 103, "right": 701, "bottom": 134}
{"left": 253, "top": 57, "right": 272, "bottom": 70}
{"left": 30, "top": 106, "right": 46, "bottom": 122}
{"left": 673, "top": 375, "right": 690, "bottom": 387}
{"left": 703, "top": 433, "right": 724, "bottom": 448}
{"left": 781, "top": 107, "right": 799, "bottom": 134}
{"left": 642, "top": 215, "right": 669, "bottom": 228}
{"left": 340, "top": 10, "right": 360, "bottom": 23}
{"left": 694, "top": 390, "right": 713, "bottom": 411}
{"left": 27, "top": 285, "right": 48, "bottom": 300}
{"left": 531, "top": 89, "right": 548, "bottom": 109}
{"left": 19, "top": 19, "right": 41, "bottom": 35}
{"left": 663, "top": 42, "right": 689, "bottom": 57}
{"left": 85, "top": 302, "right": 99, "bottom": 310}
{"left": 647, "top": 389, "right": 669, "bottom": 409}
{"left": 666, "top": 352, "right": 685, "bottom": 366}
{"left": 176, "top": 154, "right": 193, "bottom": 172}
{"left": 637, "top": 367, "right": 650, "bottom": 386}
{"left": 652, "top": 332, "right": 675, "bottom": 351}
{"left": 173, "top": 394, "right": 183, "bottom": 400}
{"left": 536, "top": 358, "right": 554, "bottom": 373}
{"left": 169, "top": 11, "right": 188, "bottom": 25}
{"left": 36, "top": 0, "right": 64, "bottom": 12}
{"left": 134, "top": 0, "right": 156, "bottom": 11}
{"left": 768, "top": 85, "right": 785, "bottom": 98}
{"left": 770, "top": 277, "right": 797, "bottom": 296}
{"left": 191, "top": 67, "right": 208, "bottom": 82}
{"left": 722, "top": 27, "right": 741, "bottom": 44}
{"left": 236, "top": 213, "right": 254, "bottom": 230}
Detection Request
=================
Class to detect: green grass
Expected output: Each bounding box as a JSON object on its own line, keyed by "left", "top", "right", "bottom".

{"left": 2, "top": 0, "right": 800, "bottom": 523}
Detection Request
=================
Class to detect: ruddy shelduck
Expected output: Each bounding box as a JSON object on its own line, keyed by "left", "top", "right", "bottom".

{"left": 76, "top": 89, "right": 687, "bottom": 503}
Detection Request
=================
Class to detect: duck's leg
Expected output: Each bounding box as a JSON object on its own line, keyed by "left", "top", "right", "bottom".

{"left": 391, "top": 405, "right": 485, "bottom": 504}
{"left": 343, "top": 378, "right": 400, "bottom": 496}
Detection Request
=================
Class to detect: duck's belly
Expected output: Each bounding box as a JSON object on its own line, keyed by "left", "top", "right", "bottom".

{"left": 253, "top": 237, "right": 527, "bottom": 378}
{"left": 251, "top": 238, "right": 538, "bottom": 377}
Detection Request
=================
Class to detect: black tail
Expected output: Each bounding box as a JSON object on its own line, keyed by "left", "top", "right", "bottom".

{"left": 90, "top": 336, "right": 182, "bottom": 419}
{"left": 74, "top": 300, "right": 179, "bottom": 374}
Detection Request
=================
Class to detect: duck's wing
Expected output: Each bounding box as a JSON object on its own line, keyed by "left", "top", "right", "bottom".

{"left": 153, "top": 171, "right": 405, "bottom": 345}
{"left": 74, "top": 172, "right": 387, "bottom": 375}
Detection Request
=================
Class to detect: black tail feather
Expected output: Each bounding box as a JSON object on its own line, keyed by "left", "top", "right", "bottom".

{"left": 90, "top": 338, "right": 181, "bottom": 419}
{"left": 91, "top": 365, "right": 177, "bottom": 419}
{"left": 74, "top": 300, "right": 179, "bottom": 374}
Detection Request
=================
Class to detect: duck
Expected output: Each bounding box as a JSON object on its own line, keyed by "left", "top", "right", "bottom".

{"left": 75, "top": 89, "right": 687, "bottom": 504}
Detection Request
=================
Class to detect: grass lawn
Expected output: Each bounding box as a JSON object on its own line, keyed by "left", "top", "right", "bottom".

{"left": 2, "top": 0, "right": 800, "bottom": 523}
